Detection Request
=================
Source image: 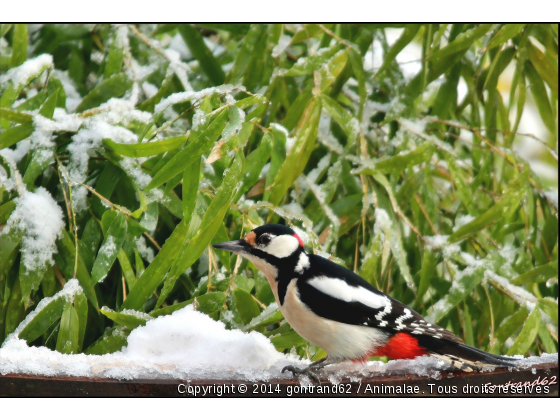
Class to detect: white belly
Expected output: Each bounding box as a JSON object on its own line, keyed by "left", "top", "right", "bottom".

{"left": 280, "top": 279, "right": 388, "bottom": 360}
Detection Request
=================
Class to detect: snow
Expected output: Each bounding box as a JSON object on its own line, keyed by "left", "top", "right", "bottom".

{"left": 0, "top": 54, "right": 53, "bottom": 89}
{"left": 135, "top": 236, "right": 155, "bottom": 263}
{"left": 453, "top": 214, "right": 475, "bottom": 232}
{"left": 0, "top": 304, "right": 555, "bottom": 381}
{"left": 4, "top": 187, "right": 64, "bottom": 271}
{"left": 0, "top": 305, "right": 302, "bottom": 381}
{"left": 485, "top": 270, "right": 538, "bottom": 311}
{"left": 154, "top": 84, "right": 238, "bottom": 114}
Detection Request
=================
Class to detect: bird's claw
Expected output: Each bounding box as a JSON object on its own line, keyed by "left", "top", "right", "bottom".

{"left": 282, "top": 365, "right": 322, "bottom": 385}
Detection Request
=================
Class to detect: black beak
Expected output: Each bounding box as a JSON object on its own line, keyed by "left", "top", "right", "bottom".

{"left": 212, "top": 239, "right": 249, "bottom": 253}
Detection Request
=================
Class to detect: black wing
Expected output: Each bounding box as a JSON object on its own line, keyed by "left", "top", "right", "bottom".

{"left": 297, "top": 254, "right": 461, "bottom": 342}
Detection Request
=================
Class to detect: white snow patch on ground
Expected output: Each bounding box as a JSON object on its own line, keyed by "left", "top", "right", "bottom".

{"left": 1, "top": 302, "right": 555, "bottom": 381}
{"left": 4, "top": 187, "right": 64, "bottom": 271}
{"left": 0, "top": 306, "right": 302, "bottom": 381}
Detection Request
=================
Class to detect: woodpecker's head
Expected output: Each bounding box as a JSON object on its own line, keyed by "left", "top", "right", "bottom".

{"left": 212, "top": 224, "right": 306, "bottom": 280}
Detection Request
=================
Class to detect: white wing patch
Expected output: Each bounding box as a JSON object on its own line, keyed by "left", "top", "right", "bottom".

{"left": 308, "top": 276, "right": 388, "bottom": 309}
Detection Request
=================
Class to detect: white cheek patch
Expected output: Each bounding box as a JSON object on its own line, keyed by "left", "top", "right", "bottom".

{"left": 264, "top": 235, "right": 300, "bottom": 258}
{"left": 308, "top": 276, "right": 388, "bottom": 309}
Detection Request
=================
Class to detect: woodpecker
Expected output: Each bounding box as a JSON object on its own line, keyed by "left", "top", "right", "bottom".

{"left": 213, "top": 224, "right": 514, "bottom": 380}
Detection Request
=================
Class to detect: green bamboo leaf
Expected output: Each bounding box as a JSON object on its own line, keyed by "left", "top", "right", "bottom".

{"left": 417, "top": 248, "right": 436, "bottom": 302}
{"left": 10, "top": 24, "right": 28, "bottom": 68}
{"left": 196, "top": 24, "right": 250, "bottom": 35}
{"left": 448, "top": 171, "right": 528, "bottom": 243}
{"left": 244, "top": 306, "right": 284, "bottom": 331}
{"left": 234, "top": 288, "right": 261, "bottom": 324}
{"left": 268, "top": 98, "right": 321, "bottom": 206}
{"left": 280, "top": 44, "right": 344, "bottom": 77}
{"left": 270, "top": 330, "right": 306, "bottom": 349}
{"left": 74, "top": 292, "right": 88, "bottom": 351}
{"left": 18, "top": 295, "right": 66, "bottom": 343}
{"left": 318, "top": 48, "right": 348, "bottom": 92}
{"left": 485, "top": 24, "right": 526, "bottom": 50}
{"left": 103, "top": 135, "right": 188, "bottom": 158}
{"left": 525, "top": 61, "right": 555, "bottom": 133}
{"left": 374, "top": 24, "right": 421, "bottom": 80}
{"left": 526, "top": 40, "right": 558, "bottom": 94}
{"left": 507, "top": 304, "right": 541, "bottom": 356}
{"left": 426, "top": 266, "right": 486, "bottom": 323}
{"left": 84, "top": 326, "right": 129, "bottom": 355}
{"left": 75, "top": 73, "right": 133, "bottom": 112}
{"left": 145, "top": 109, "right": 228, "bottom": 191}
{"left": 483, "top": 46, "right": 516, "bottom": 91}
{"left": 356, "top": 141, "right": 434, "bottom": 175}
{"left": 182, "top": 158, "right": 200, "bottom": 224}
{"left": 82, "top": 217, "right": 102, "bottom": 255}
{"left": 495, "top": 305, "right": 530, "bottom": 343}
{"left": 91, "top": 162, "right": 122, "bottom": 218}
{"left": 0, "top": 229, "right": 23, "bottom": 277}
{"left": 322, "top": 95, "right": 359, "bottom": 146}
{"left": 122, "top": 219, "right": 191, "bottom": 310}
{"left": 0, "top": 24, "right": 12, "bottom": 38}
{"left": 19, "top": 258, "right": 47, "bottom": 309}
{"left": 55, "top": 229, "right": 98, "bottom": 307}
{"left": 91, "top": 212, "right": 127, "bottom": 284}
{"left": 38, "top": 88, "right": 59, "bottom": 119}
{"left": 0, "top": 122, "right": 34, "bottom": 149}
{"left": 179, "top": 25, "right": 225, "bottom": 85}
{"left": 348, "top": 48, "right": 366, "bottom": 117}
{"left": 22, "top": 149, "right": 54, "bottom": 189}
{"left": 169, "top": 151, "right": 245, "bottom": 279}
{"left": 234, "top": 132, "right": 272, "bottom": 201}
{"left": 56, "top": 301, "right": 80, "bottom": 354}
{"left": 100, "top": 307, "right": 151, "bottom": 329}
{"left": 228, "top": 24, "right": 266, "bottom": 84}
{"left": 444, "top": 153, "right": 476, "bottom": 216}
{"left": 511, "top": 260, "right": 558, "bottom": 285}
{"left": 432, "top": 62, "right": 462, "bottom": 118}
{"left": 463, "top": 303, "right": 475, "bottom": 346}
{"left": 0, "top": 200, "right": 16, "bottom": 225}
{"left": 428, "top": 24, "right": 493, "bottom": 61}
{"left": 0, "top": 108, "right": 33, "bottom": 124}
{"left": 539, "top": 298, "right": 558, "bottom": 324}
{"left": 371, "top": 179, "right": 416, "bottom": 292}
{"left": 104, "top": 33, "right": 124, "bottom": 78}
{"left": 4, "top": 274, "right": 25, "bottom": 337}
{"left": 118, "top": 248, "right": 137, "bottom": 292}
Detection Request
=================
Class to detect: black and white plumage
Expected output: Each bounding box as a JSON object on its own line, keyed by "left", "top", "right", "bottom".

{"left": 213, "top": 224, "right": 514, "bottom": 374}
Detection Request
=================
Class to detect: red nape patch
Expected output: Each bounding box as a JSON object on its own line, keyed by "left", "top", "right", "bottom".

{"left": 293, "top": 233, "right": 304, "bottom": 247}
{"left": 351, "top": 333, "right": 428, "bottom": 363}
{"left": 373, "top": 333, "right": 428, "bottom": 360}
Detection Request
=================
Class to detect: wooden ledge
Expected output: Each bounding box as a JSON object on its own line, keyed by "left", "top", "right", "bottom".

{"left": 1, "top": 361, "right": 557, "bottom": 397}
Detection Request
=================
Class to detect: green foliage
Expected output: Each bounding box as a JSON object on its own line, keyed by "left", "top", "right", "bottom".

{"left": 0, "top": 24, "right": 557, "bottom": 363}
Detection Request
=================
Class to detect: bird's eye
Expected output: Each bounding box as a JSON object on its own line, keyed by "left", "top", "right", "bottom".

{"left": 260, "top": 235, "right": 271, "bottom": 246}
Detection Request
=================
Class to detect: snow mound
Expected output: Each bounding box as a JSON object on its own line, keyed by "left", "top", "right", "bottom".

{"left": 0, "top": 306, "right": 302, "bottom": 381}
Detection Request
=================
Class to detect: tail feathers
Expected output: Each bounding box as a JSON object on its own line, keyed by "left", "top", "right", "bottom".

{"left": 418, "top": 336, "right": 517, "bottom": 371}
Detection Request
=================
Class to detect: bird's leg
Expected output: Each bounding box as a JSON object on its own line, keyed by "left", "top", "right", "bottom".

{"left": 282, "top": 357, "right": 331, "bottom": 384}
